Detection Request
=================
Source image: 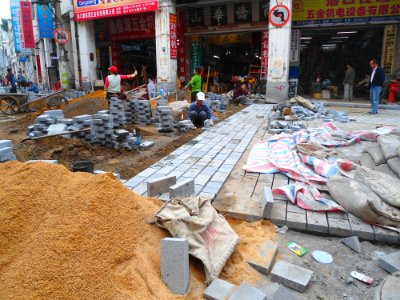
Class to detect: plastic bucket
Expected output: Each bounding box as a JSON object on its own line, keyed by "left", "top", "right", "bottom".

{"left": 72, "top": 160, "right": 94, "bottom": 173}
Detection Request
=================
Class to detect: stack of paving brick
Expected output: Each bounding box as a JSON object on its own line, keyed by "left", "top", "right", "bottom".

{"left": 124, "top": 99, "right": 137, "bottom": 124}
{"left": 113, "top": 129, "right": 139, "bottom": 150}
{"left": 177, "top": 120, "right": 193, "bottom": 132}
{"left": 0, "top": 140, "right": 16, "bottom": 162}
{"left": 109, "top": 97, "right": 126, "bottom": 128}
{"left": 27, "top": 110, "right": 65, "bottom": 137}
{"left": 70, "top": 115, "right": 93, "bottom": 140}
{"left": 157, "top": 106, "right": 174, "bottom": 132}
{"left": 136, "top": 100, "right": 152, "bottom": 125}
{"left": 92, "top": 112, "right": 115, "bottom": 147}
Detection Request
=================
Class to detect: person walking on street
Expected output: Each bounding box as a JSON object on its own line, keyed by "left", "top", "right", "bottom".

{"left": 369, "top": 59, "right": 385, "bottom": 114}
{"left": 188, "top": 92, "right": 214, "bottom": 128}
{"left": 6, "top": 69, "right": 17, "bottom": 93}
{"left": 185, "top": 67, "right": 202, "bottom": 102}
{"left": 343, "top": 63, "right": 355, "bottom": 101}
{"left": 104, "top": 65, "right": 137, "bottom": 104}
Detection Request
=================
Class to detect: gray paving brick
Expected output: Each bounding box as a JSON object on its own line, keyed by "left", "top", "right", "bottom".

{"left": 123, "top": 176, "right": 147, "bottom": 188}
{"left": 182, "top": 168, "right": 202, "bottom": 178}
{"left": 169, "top": 179, "right": 195, "bottom": 198}
{"left": 203, "top": 278, "right": 237, "bottom": 300}
{"left": 348, "top": 215, "right": 374, "bottom": 241}
{"left": 261, "top": 186, "right": 274, "bottom": 219}
{"left": 161, "top": 238, "right": 189, "bottom": 295}
{"left": 270, "top": 202, "right": 287, "bottom": 227}
{"left": 373, "top": 225, "right": 399, "bottom": 244}
{"left": 137, "top": 167, "right": 159, "bottom": 178}
{"left": 228, "top": 281, "right": 266, "bottom": 300}
{"left": 202, "top": 166, "right": 219, "bottom": 176}
{"left": 247, "top": 240, "right": 278, "bottom": 275}
{"left": 132, "top": 182, "right": 147, "bottom": 195}
{"left": 202, "top": 181, "right": 224, "bottom": 194}
{"left": 306, "top": 211, "right": 328, "bottom": 234}
{"left": 175, "top": 163, "right": 193, "bottom": 172}
{"left": 147, "top": 175, "right": 176, "bottom": 197}
{"left": 211, "top": 172, "right": 230, "bottom": 183}
{"left": 195, "top": 174, "right": 212, "bottom": 185}
{"left": 209, "top": 160, "right": 224, "bottom": 168}
{"left": 378, "top": 251, "right": 400, "bottom": 273}
{"left": 218, "top": 165, "right": 235, "bottom": 173}
{"left": 199, "top": 192, "right": 216, "bottom": 201}
{"left": 271, "top": 260, "right": 313, "bottom": 293}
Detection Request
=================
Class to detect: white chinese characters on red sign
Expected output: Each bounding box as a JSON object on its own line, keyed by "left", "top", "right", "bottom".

{"left": 108, "top": 13, "right": 155, "bottom": 41}
{"left": 170, "top": 14, "right": 177, "bottom": 59}
{"left": 54, "top": 28, "right": 71, "bottom": 45}
{"left": 260, "top": 30, "right": 268, "bottom": 79}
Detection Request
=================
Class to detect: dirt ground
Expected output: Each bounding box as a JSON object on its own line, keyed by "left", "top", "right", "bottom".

{"left": 0, "top": 92, "right": 243, "bottom": 179}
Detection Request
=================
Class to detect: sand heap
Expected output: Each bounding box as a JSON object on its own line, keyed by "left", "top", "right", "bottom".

{"left": 0, "top": 161, "right": 276, "bottom": 299}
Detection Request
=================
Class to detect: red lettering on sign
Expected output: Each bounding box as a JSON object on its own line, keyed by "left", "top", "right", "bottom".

{"left": 306, "top": 9, "right": 315, "bottom": 19}
{"left": 391, "top": 4, "right": 400, "bottom": 14}
{"left": 357, "top": 6, "right": 366, "bottom": 16}
{"left": 343, "top": 0, "right": 355, "bottom": 4}
{"left": 368, "top": 5, "right": 377, "bottom": 15}
{"left": 346, "top": 7, "right": 356, "bottom": 16}
{"left": 108, "top": 13, "right": 155, "bottom": 41}
{"left": 336, "top": 7, "right": 345, "bottom": 17}
{"left": 378, "top": 5, "right": 389, "bottom": 14}
{"left": 326, "top": 8, "right": 335, "bottom": 17}
{"left": 20, "top": 1, "right": 35, "bottom": 49}
{"left": 170, "top": 14, "right": 177, "bottom": 59}
{"left": 326, "top": 0, "right": 339, "bottom": 6}
{"left": 316, "top": 9, "right": 325, "bottom": 18}
{"left": 360, "top": 0, "right": 372, "bottom": 4}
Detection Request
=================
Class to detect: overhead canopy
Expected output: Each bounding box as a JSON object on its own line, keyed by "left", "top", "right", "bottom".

{"left": 73, "top": 0, "right": 158, "bottom": 21}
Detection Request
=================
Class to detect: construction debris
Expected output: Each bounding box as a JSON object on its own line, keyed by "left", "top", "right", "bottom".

{"left": 341, "top": 236, "right": 362, "bottom": 253}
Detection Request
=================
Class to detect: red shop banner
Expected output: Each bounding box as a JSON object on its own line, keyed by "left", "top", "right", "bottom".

{"left": 73, "top": 0, "right": 158, "bottom": 22}
{"left": 20, "top": 1, "right": 35, "bottom": 48}
{"left": 108, "top": 13, "right": 155, "bottom": 41}
{"left": 170, "top": 14, "right": 177, "bottom": 59}
{"left": 36, "top": 55, "right": 42, "bottom": 84}
{"left": 177, "top": 12, "right": 185, "bottom": 81}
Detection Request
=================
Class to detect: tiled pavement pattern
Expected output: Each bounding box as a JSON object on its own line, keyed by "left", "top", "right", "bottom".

{"left": 124, "top": 104, "right": 273, "bottom": 201}
{"left": 124, "top": 104, "right": 400, "bottom": 245}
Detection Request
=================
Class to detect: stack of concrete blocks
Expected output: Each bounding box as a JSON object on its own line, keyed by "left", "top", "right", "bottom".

{"left": 125, "top": 99, "right": 137, "bottom": 124}
{"left": 109, "top": 96, "right": 126, "bottom": 128}
{"left": 114, "top": 129, "right": 139, "bottom": 150}
{"left": 0, "top": 140, "right": 16, "bottom": 162}
{"left": 136, "top": 100, "right": 152, "bottom": 125}
{"left": 177, "top": 120, "right": 193, "bottom": 132}
{"left": 28, "top": 110, "right": 63, "bottom": 137}
{"left": 70, "top": 115, "right": 93, "bottom": 140}
{"left": 157, "top": 106, "right": 174, "bottom": 132}
{"left": 92, "top": 112, "right": 115, "bottom": 147}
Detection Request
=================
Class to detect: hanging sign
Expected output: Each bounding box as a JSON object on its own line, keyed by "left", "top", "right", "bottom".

{"left": 170, "top": 14, "right": 177, "bottom": 59}
{"left": 382, "top": 25, "right": 397, "bottom": 74}
{"left": 260, "top": 30, "right": 269, "bottom": 79}
{"left": 20, "top": 1, "right": 35, "bottom": 48}
{"left": 190, "top": 41, "right": 201, "bottom": 75}
{"left": 290, "top": 29, "right": 300, "bottom": 64}
{"left": 269, "top": 4, "right": 291, "bottom": 27}
{"left": 54, "top": 28, "right": 71, "bottom": 45}
{"left": 37, "top": 5, "right": 54, "bottom": 39}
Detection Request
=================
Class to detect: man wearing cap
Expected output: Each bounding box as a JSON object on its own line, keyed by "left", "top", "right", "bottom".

{"left": 188, "top": 92, "right": 214, "bottom": 128}
{"left": 104, "top": 65, "right": 138, "bottom": 102}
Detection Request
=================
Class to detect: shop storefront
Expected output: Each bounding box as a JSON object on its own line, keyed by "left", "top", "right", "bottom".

{"left": 291, "top": 0, "right": 400, "bottom": 97}
{"left": 177, "top": 0, "right": 269, "bottom": 91}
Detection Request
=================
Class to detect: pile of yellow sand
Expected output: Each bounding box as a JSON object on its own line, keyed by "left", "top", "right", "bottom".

{"left": 0, "top": 161, "right": 275, "bottom": 299}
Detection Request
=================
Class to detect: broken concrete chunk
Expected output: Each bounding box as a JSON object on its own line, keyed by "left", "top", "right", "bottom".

{"left": 341, "top": 236, "right": 362, "bottom": 253}
{"left": 247, "top": 240, "right": 278, "bottom": 275}
{"left": 271, "top": 260, "right": 313, "bottom": 293}
{"left": 203, "top": 278, "right": 237, "bottom": 300}
{"left": 378, "top": 251, "right": 400, "bottom": 274}
{"left": 228, "top": 281, "right": 266, "bottom": 300}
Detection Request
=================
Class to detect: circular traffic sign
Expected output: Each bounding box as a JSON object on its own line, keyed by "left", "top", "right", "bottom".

{"left": 53, "top": 28, "right": 71, "bottom": 45}
{"left": 269, "top": 5, "right": 291, "bottom": 27}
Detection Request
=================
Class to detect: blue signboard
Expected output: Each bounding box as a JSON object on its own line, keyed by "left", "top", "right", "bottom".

{"left": 37, "top": 5, "right": 54, "bottom": 39}
{"left": 10, "top": 0, "right": 21, "bottom": 53}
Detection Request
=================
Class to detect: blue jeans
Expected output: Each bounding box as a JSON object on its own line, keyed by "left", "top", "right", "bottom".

{"left": 370, "top": 85, "right": 381, "bottom": 113}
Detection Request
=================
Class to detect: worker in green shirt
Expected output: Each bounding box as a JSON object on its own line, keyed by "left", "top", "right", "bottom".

{"left": 185, "top": 66, "right": 202, "bottom": 102}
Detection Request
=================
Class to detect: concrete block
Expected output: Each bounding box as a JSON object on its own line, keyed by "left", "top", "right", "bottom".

{"left": 247, "top": 241, "right": 278, "bottom": 275}
{"left": 271, "top": 260, "right": 313, "bottom": 292}
{"left": 147, "top": 175, "right": 177, "bottom": 197}
{"left": 204, "top": 278, "right": 237, "bottom": 300}
{"left": 47, "top": 124, "right": 68, "bottom": 135}
{"left": 378, "top": 251, "right": 400, "bottom": 273}
{"left": 261, "top": 186, "right": 274, "bottom": 219}
{"left": 0, "top": 140, "right": 12, "bottom": 149}
{"left": 260, "top": 283, "right": 299, "bottom": 300}
{"left": 341, "top": 236, "right": 362, "bottom": 253}
{"left": 169, "top": 178, "right": 195, "bottom": 198}
{"left": 161, "top": 238, "right": 189, "bottom": 295}
{"left": 228, "top": 281, "right": 266, "bottom": 300}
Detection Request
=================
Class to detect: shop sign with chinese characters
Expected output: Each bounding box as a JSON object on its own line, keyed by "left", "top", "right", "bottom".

{"left": 190, "top": 42, "right": 201, "bottom": 74}
{"left": 293, "top": 0, "right": 400, "bottom": 25}
{"left": 20, "top": 1, "right": 35, "bottom": 49}
{"left": 73, "top": 0, "right": 158, "bottom": 21}
{"left": 382, "top": 25, "right": 397, "bottom": 74}
{"left": 170, "top": 14, "right": 177, "bottom": 59}
{"left": 108, "top": 13, "right": 155, "bottom": 42}
{"left": 290, "top": 29, "right": 300, "bottom": 64}
{"left": 260, "top": 30, "right": 269, "bottom": 79}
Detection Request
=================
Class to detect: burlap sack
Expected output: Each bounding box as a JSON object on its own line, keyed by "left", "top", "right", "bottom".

{"left": 366, "top": 144, "right": 386, "bottom": 165}
{"left": 358, "top": 153, "right": 375, "bottom": 169}
{"left": 296, "top": 142, "right": 336, "bottom": 159}
{"left": 373, "top": 164, "right": 399, "bottom": 179}
{"left": 154, "top": 196, "right": 239, "bottom": 285}
{"left": 387, "top": 157, "right": 400, "bottom": 178}
{"left": 377, "top": 135, "right": 400, "bottom": 160}
{"left": 295, "top": 95, "right": 315, "bottom": 111}
{"left": 327, "top": 176, "right": 400, "bottom": 227}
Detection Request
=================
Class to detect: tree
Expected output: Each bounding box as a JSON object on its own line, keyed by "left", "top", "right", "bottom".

{"left": 1, "top": 19, "right": 8, "bottom": 32}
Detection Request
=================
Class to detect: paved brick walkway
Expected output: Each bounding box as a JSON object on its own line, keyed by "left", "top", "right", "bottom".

{"left": 124, "top": 104, "right": 400, "bottom": 245}
{"left": 124, "top": 104, "right": 273, "bottom": 200}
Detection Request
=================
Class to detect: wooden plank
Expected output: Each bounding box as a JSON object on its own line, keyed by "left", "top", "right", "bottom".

{"left": 327, "top": 214, "right": 352, "bottom": 236}
{"left": 269, "top": 201, "right": 287, "bottom": 226}
{"left": 286, "top": 211, "right": 307, "bottom": 231}
{"left": 372, "top": 225, "right": 399, "bottom": 244}
{"left": 348, "top": 214, "right": 374, "bottom": 241}
{"left": 306, "top": 211, "right": 329, "bottom": 234}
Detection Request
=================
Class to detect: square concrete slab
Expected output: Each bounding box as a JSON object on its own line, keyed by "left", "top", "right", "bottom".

{"left": 203, "top": 278, "right": 237, "bottom": 300}
{"left": 271, "top": 260, "right": 313, "bottom": 293}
